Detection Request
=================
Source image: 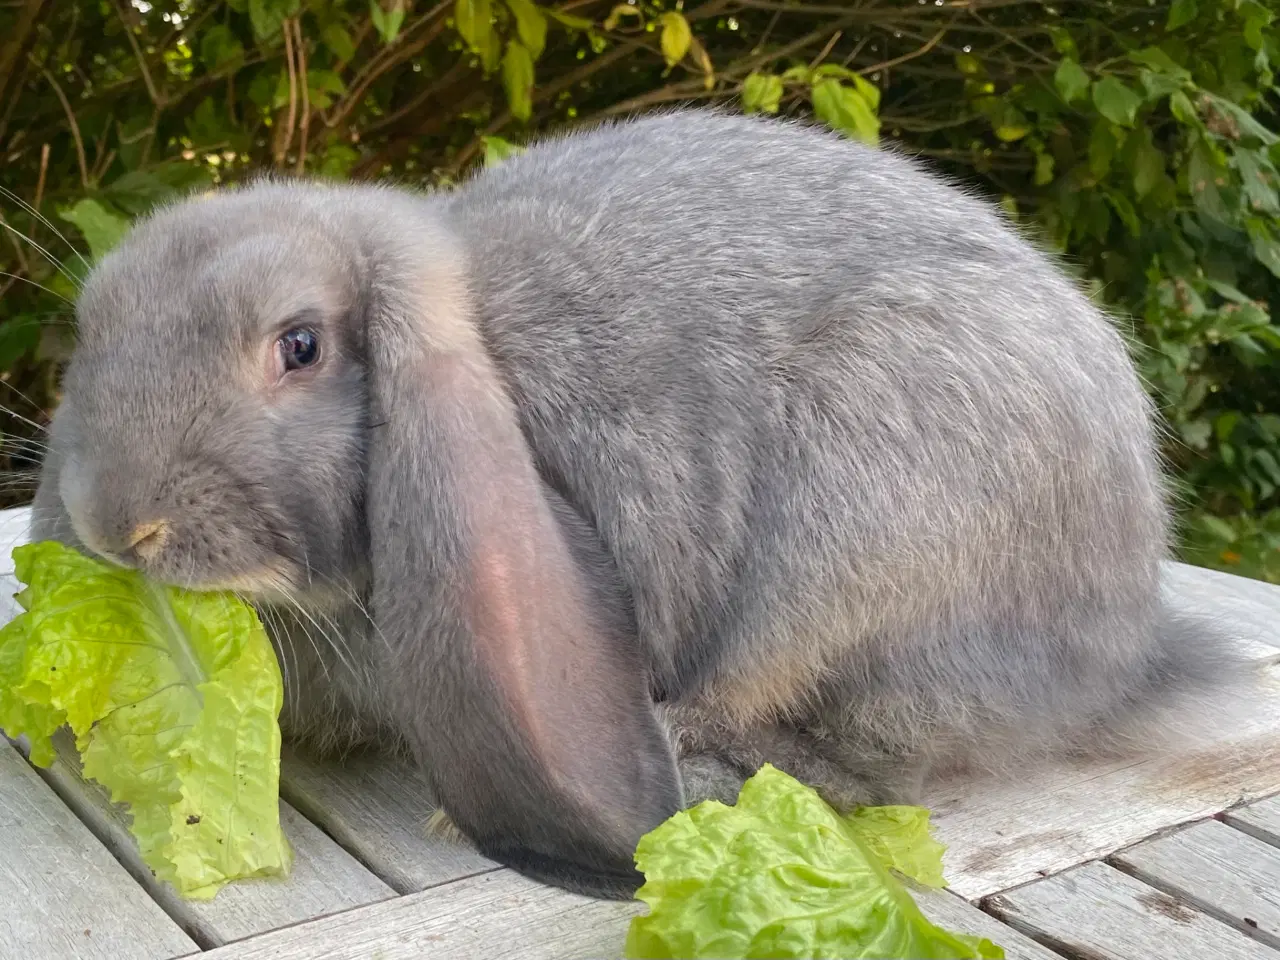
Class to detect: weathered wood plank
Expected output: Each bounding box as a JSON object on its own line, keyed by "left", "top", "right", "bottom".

{"left": 1164, "top": 562, "right": 1280, "bottom": 661}
{"left": 1225, "top": 794, "right": 1280, "bottom": 846}
{"left": 280, "top": 744, "right": 498, "bottom": 893}
{"left": 911, "top": 886, "right": 1066, "bottom": 960}
{"left": 1110, "top": 818, "right": 1280, "bottom": 950}
{"left": 0, "top": 739, "right": 198, "bottom": 960}
{"left": 195, "top": 868, "right": 642, "bottom": 960}
{"left": 984, "top": 860, "right": 1277, "bottom": 960}
{"left": 19, "top": 729, "right": 398, "bottom": 949}
{"left": 192, "top": 868, "right": 1059, "bottom": 960}
{"left": 928, "top": 657, "right": 1280, "bottom": 899}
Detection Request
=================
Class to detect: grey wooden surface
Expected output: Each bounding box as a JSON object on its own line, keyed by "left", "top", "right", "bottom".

{"left": 1226, "top": 794, "right": 1280, "bottom": 846}
{"left": 985, "top": 860, "right": 1278, "bottom": 960}
{"left": 279, "top": 744, "right": 498, "bottom": 894}
{"left": 4, "top": 503, "right": 1280, "bottom": 960}
{"left": 1112, "top": 818, "right": 1280, "bottom": 950}
{"left": 0, "top": 739, "right": 198, "bottom": 960}
{"left": 195, "top": 869, "right": 644, "bottom": 960}
{"left": 20, "top": 730, "right": 398, "bottom": 950}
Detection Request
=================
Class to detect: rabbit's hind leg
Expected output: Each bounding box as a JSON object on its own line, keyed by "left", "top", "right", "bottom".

{"left": 660, "top": 701, "right": 925, "bottom": 811}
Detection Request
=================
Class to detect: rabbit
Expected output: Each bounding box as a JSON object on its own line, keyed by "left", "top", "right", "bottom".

{"left": 28, "top": 107, "right": 1241, "bottom": 900}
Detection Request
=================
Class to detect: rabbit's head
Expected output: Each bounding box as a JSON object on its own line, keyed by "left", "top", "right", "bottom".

{"left": 37, "top": 179, "right": 681, "bottom": 897}
{"left": 47, "top": 185, "right": 369, "bottom": 600}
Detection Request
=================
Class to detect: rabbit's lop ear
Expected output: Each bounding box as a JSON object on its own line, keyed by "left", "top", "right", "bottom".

{"left": 364, "top": 273, "right": 681, "bottom": 897}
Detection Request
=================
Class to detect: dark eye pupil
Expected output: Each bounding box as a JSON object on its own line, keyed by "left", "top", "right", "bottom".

{"left": 280, "top": 328, "right": 319, "bottom": 370}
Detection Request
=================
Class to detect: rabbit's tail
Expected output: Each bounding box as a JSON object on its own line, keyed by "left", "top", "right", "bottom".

{"left": 1080, "top": 604, "right": 1262, "bottom": 761}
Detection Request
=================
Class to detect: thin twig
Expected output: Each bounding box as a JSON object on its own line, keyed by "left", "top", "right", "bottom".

{"left": 39, "top": 66, "right": 89, "bottom": 188}
{"left": 752, "top": 9, "right": 784, "bottom": 55}
{"left": 0, "top": 215, "right": 32, "bottom": 274}
{"left": 856, "top": 22, "right": 950, "bottom": 75}
{"left": 809, "top": 30, "right": 843, "bottom": 68}
{"left": 276, "top": 20, "right": 299, "bottom": 168}
{"left": 325, "top": 5, "right": 453, "bottom": 134}
{"left": 34, "top": 144, "right": 49, "bottom": 212}
{"left": 111, "top": 0, "right": 164, "bottom": 106}
{"left": 294, "top": 19, "right": 310, "bottom": 175}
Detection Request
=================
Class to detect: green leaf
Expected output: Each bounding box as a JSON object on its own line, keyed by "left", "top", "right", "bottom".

{"left": 322, "top": 23, "right": 357, "bottom": 61}
{"left": 370, "top": 0, "right": 405, "bottom": 44}
{"left": 1167, "top": 0, "right": 1197, "bottom": 30}
{"left": 955, "top": 52, "right": 983, "bottom": 76}
{"left": 603, "top": 3, "right": 643, "bottom": 31}
{"left": 545, "top": 7, "right": 592, "bottom": 30}
{"left": 1092, "top": 77, "right": 1142, "bottom": 127}
{"left": 545, "top": 7, "right": 593, "bottom": 29}
{"left": 0, "top": 317, "right": 42, "bottom": 373}
{"left": 248, "top": 0, "right": 299, "bottom": 43}
{"left": 317, "top": 143, "right": 360, "bottom": 178}
{"left": 1107, "top": 191, "right": 1142, "bottom": 236}
{"left": 624, "top": 765, "right": 1003, "bottom": 959}
{"left": 504, "top": 0, "right": 547, "bottom": 59}
{"left": 742, "top": 71, "right": 784, "bottom": 114}
{"left": 455, "top": 0, "right": 493, "bottom": 59}
{"left": 1034, "top": 149, "right": 1055, "bottom": 185}
{"left": 304, "top": 70, "right": 347, "bottom": 109}
{"left": 1054, "top": 58, "right": 1090, "bottom": 103}
{"left": 1130, "top": 46, "right": 1185, "bottom": 74}
{"left": 1140, "top": 68, "right": 1186, "bottom": 102}
{"left": 1089, "top": 121, "right": 1116, "bottom": 179}
{"left": 482, "top": 134, "right": 524, "bottom": 166}
{"left": 1237, "top": 150, "right": 1280, "bottom": 213}
{"left": 1170, "top": 91, "right": 1199, "bottom": 127}
{"left": 502, "top": 39, "right": 535, "bottom": 121}
{"left": 811, "top": 78, "right": 880, "bottom": 147}
{"left": 58, "top": 199, "right": 132, "bottom": 261}
{"left": 200, "top": 25, "right": 245, "bottom": 71}
{"left": 1132, "top": 140, "right": 1166, "bottom": 197}
{"left": 1199, "top": 514, "right": 1239, "bottom": 542}
{"left": 0, "top": 541, "right": 292, "bottom": 899}
{"left": 659, "top": 12, "right": 692, "bottom": 68}
{"left": 1247, "top": 219, "right": 1280, "bottom": 278}
{"left": 1201, "top": 93, "right": 1279, "bottom": 146}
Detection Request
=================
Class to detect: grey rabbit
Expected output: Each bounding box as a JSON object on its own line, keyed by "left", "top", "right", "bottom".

{"left": 29, "top": 108, "right": 1238, "bottom": 899}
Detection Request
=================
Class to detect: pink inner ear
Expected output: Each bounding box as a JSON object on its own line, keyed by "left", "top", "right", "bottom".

{"left": 466, "top": 519, "right": 636, "bottom": 798}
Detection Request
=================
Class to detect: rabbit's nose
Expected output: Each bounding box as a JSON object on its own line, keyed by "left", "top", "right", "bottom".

{"left": 125, "top": 519, "right": 172, "bottom": 563}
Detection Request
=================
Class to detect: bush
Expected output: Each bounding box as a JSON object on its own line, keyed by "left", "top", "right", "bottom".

{"left": 2, "top": 0, "right": 1279, "bottom": 580}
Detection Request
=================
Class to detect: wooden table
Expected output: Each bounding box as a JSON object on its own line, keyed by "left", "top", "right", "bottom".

{"left": 2, "top": 502, "right": 1280, "bottom": 960}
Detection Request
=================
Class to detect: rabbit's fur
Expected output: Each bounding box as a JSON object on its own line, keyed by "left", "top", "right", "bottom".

{"left": 31, "top": 108, "right": 1237, "bottom": 898}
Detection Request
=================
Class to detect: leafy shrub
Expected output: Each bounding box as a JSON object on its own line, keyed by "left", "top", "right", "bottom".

{"left": 1, "top": 0, "right": 1278, "bottom": 580}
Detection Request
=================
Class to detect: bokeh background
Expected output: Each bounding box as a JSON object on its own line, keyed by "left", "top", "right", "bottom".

{"left": 1, "top": 0, "right": 1278, "bottom": 581}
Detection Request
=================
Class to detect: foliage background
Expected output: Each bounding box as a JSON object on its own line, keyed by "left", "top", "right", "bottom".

{"left": 1, "top": 0, "right": 1279, "bottom": 580}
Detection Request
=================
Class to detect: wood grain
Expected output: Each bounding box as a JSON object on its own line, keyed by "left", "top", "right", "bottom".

{"left": 1111, "top": 818, "right": 1280, "bottom": 950}
{"left": 1225, "top": 794, "right": 1280, "bottom": 847}
{"left": 0, "top": 739, "right": 198, "bottom": 960}
{"left": 910, "top": 886, "right": 1066, "bottom": 960}
{"left": 16, "top": 731, "right": 398, "bottom": 949}
{"left": 1163, "top": 562, "right": 1280, "bottom": 662}
{"left": 194, "top": 869, "right": 642, "bottom": 960}
{"left": 984, "top": 860, "right": 1277, "bottom": 960}
{"left": 926, "top": 658, "right": 1280, "bottom": 899}
{"left": 280, "top": 744, "right": 498, "bottom": 893}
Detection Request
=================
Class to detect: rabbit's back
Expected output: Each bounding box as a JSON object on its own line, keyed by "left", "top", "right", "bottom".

{"left": 439, "top": 110, "right": 1169, "bottom": 742}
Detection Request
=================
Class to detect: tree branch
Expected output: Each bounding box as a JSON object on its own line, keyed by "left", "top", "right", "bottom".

{"left": 111, "top": 0, "right": 164, "bottom": 107}
{"left": 39, "top": 66, "right": 89, "bottom": 189}
{"left": 0, "top": 0, "right": 52, "bottom": 146}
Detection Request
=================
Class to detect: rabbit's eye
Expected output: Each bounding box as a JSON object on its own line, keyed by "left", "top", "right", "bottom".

{"left": 279, "top": 328, "right": 320, "bottom": 371}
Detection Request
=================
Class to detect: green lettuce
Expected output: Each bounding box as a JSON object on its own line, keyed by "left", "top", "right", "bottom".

{"left": 0, "top": 540, "right": 292, "bottom": 899}
{"left": 625, "top": 764, "right": 1004, "bottom": 960}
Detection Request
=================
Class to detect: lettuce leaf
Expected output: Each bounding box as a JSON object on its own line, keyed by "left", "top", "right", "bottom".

{"left": 625, "top": 764, "right": 1004, "bottom": 959}
{"left": 0, "top": 540, "right": 292, "bottom": 899}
